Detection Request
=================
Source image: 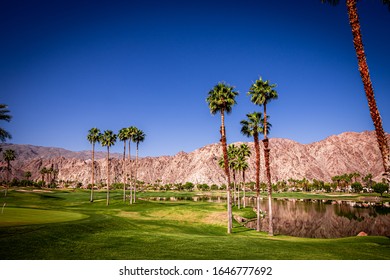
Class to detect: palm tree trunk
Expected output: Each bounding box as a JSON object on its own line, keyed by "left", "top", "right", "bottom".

{"left": 347, "top": 0, "right": 390, "bottom": 185}
{"left": 263, "top": 138, "right": 273, "bottom": 236}
{"left": 263, "top": 102, "right": 273, "bottom": 236}
{"left": 237, "top": 177, "right": 241, "bottom": 209}
{"left": 106, "top": 146, "right": 110, "bottom": 206}
{"left": 254, "top": 131, "right": 261, "bottom": 232}
{"left": 128, "top": 141, "right": 133, "bottom": 204}
{"left": 123, "top": 140, "right": 126, "bottom": 202}
{"left": 134, "top": 142, "right": 139, "bottom": 203}
{"left": 233, "top": 170, "right": 236, "bottom": 206}
{"left": 221, "top": 110, "right": 232, "bottom": 234}
{"left": 243, "top": 170, "right": 246, "bottom": 208}
{"left": 90, "top": 143, "right": 95, "bottom": 202}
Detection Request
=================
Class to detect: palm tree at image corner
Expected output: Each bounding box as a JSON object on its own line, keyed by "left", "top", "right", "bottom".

{"left": 248, "top": 77, "right": 278, "bottom": 236}
{"left": 132, "top": 128, "right": 145, "bottom": 203}
{"left": 0, "top": 104, "right": 12, "bottom": 143}
{"left": 206, "top": 82, "right": 238, "bottom": 234}
{"left": 87, "top": 128, "right": 101, "bottom": 202}
{"left": 100, "top": 130, "right": 117, "bottom": 206}
{"left": 322, "top": 0, "right": 390, "bottom": 186}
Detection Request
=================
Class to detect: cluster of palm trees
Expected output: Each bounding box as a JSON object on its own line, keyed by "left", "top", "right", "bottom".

{"left": 207, "top": 77, "right": 278, "bottom": 235}
{"left": 39, "top": 165, "right": 58, "bottom": 187}
{"left": 87, "top": 126, "right": 145, "bottom": 206}
{"left": 218, "top": 143, "right": 251, "bottom": 209}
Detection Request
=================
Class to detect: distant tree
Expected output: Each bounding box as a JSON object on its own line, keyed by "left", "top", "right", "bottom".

{"left": 248, "top": 76, "right": 278, "bottom": 236}
{"left": 40, "top": 167, "right": 48, "bottom": 187}
{"left": 362, "top": 173, "right": 373, "bottom": 188}
{"left": 206, "top": 82, "right": 238, "bottom": 234}
{"left": 24, "top": 171, "right": 32, "bottom": 181}
{"left": 87, "top": 128, "right": 101, "bottom": 202}
{"left": 132, "top": 128, "right": 145, "bottom": 203}
{"left": 322, "top": 0, "right": 390, "bottom": 185}
{"left": 0, "top": 104, "right": 12, "bottom": 142}
{"left": 373, "top": 183, "right": 388, "bottom": 197}
{"left": 351, "top": 182, "right": 363, "bottom": 193}
{"left": 100, "top": 130, "right": 117, "bottom": 206}
{"left": 183, "top": 182, "right": 194, "bottom": 191}
{"left": 2, "top": 149, "right": 16, "bottom": 186}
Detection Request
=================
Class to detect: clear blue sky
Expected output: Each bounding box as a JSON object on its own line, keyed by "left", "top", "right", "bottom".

{"left": 1, "top": 0, "right": 389, "bottom": 157}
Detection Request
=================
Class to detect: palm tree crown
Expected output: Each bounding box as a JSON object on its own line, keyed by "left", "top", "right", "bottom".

{"left": 133, "top": 128, "right": 146, "bottom": 147}
{"left": 87, "top": 128, "right": 101, "bottom": 145}
{"left": 0, "top": 104, "right": 12, "bottom": 142}
{"left": 206, "top": 82, "right": 239, "bottom": 115}
{"left": 100, "top": 130, "right": 117, "bottom": 148}
{"left": 248, "top": 77, "right": 278, "bottom": 108}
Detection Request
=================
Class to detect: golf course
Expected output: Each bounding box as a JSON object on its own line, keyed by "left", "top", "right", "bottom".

{"left": 0, "top": 188, "right": 389, "bottom": 260}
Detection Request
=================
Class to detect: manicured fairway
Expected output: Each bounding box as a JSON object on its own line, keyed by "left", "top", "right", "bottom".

{"left": 0, "top": 189, "right": 389, "bottom": 260}
{"left": 0, "top": 207, "right": 88, "bottom": 227}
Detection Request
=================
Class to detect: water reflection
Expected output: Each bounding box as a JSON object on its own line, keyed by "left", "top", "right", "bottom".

{"left": 144, "top": 196, "right": 390, "bottom": 238}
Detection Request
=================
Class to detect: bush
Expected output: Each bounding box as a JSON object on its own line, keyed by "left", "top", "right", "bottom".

{"left": 351, "top": 182, "right": 363, "bottom": 193}
{"left": 373, "top": 183, "right": 388, "bottom": 197}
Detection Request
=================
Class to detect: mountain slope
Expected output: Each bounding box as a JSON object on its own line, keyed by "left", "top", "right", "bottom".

{"left": 0, "top": 131, "right": 387, "bottom": 185}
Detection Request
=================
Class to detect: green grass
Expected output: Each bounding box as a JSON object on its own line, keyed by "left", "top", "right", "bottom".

{"left": 0, "top": 189, "right": 389, "bottom": 260}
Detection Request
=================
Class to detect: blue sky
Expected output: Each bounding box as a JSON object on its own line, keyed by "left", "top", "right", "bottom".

{"left": 1, "top": 0, "right": 389, "bottom": 157}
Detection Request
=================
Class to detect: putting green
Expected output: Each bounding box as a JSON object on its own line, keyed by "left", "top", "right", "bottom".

{"left": 0, "top": 207, "right": 88, "bottom": 227}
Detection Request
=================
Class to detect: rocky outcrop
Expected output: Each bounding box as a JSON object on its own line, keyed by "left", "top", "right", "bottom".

{"left": 0, "top": 131, "right": 388, "bottom": 186}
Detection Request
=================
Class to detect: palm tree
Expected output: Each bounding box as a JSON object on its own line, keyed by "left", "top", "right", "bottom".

{"left": 100, "top": 130, "right": 117, "bottom": 206}
{"left": 0, "top": 104, "right": 12, "bottom": 142}
{"left": 236, "top": 143, "right": 251, "bottom": 208}
{"left": 118, "top": 127, "right": 130, "bottom": 202}
{"left": 126, "top": 126, "right": 137, "bottom": 204}
{"left": 228, "top": 144, "right": 239, "bottom": 206}
{"left": 87, "top": 128, "right": 101, "bottom": 202}
{"left": 240, "top": 112, "right": 264, "bottom": 231}
{"left": 206, "top": 82, "right": 239, "bottom": 234}
{"left": 40, "top": 167, "right": 47, "bottom": 186}
{"left": 322, "top": 0, "right": 390, "bottom": 185}
{"left": 132, "top": 128, "right": 145, "bottom": 203}
{"left": 248, "top": 77, "right": 278, "bottom": 236}
{"left": 3, "top": 149, "right": 16, "bottom": 183}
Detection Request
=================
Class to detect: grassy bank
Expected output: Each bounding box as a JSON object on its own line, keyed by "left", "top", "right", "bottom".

{"left": 0, "top": 189, "right": 389, "bottom": 260}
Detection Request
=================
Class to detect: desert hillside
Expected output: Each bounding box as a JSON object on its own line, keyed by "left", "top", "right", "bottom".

{"left": 0, "top": 131, "right": 388, "bottom": 186}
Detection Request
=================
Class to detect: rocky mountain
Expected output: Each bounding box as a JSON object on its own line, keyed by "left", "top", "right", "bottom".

{"left": 0, "top": 131, "right": 388, "bottom": 186}
{"left": 0, "top": 143, "right": 121, "bottom": 161}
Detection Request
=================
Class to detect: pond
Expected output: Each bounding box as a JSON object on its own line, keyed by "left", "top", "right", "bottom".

{"left": 144, "top": 196, "right": 390, "bottom": 238}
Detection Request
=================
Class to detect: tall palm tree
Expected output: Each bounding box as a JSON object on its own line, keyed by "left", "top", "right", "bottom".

{"left": 127, "top": 126, "right": 138, "bottom": 204}
{"left": 206, "top": 82, "right": 239, "bottom": 234}
{"left": 132, "top": 128, "right": 145, "bottom": 203}
{"left": 100, "top": 130, "right": 117, "bottom": 206}
{"left": 236, "top": 143, "right": 251, "bottom": 208}
{"left": 322, "top": 0, "right": 390, "bottom": 185}
{"left": 240, "top": 112, "right": 264, "bottom": 231}
{"left": 0, "top": 104, "right": 12, "bottom": 142}
{"left": 248, "top": 77, "right": 278, "bottom": 236}
{"left": 87, "top": 128, "right": 101, "bottom": 202}
{"left": 2, "top": 148, "right": 16, "bottom": 210}
{"left": 118, "top": 127, "right": 130, "bottom": 202}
